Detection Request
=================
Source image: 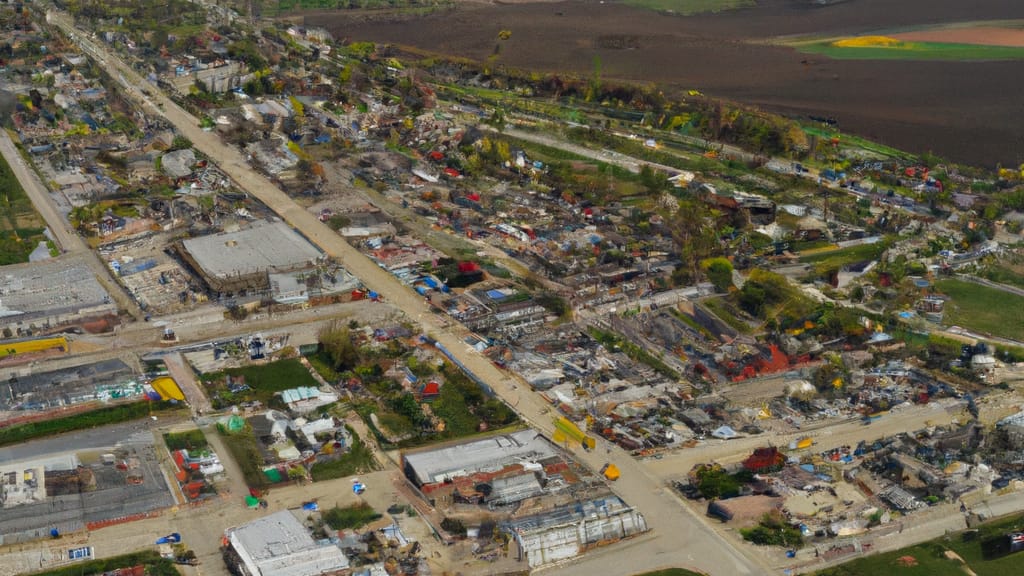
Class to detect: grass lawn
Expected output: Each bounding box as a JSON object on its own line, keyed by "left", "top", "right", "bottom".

{"left": 793, "top": 40, "right": 1024, "bottom": 61}
{"left": 814, "top": 513, "right": 1024, "bottom": 576}
{"left": 310, "top": 426, "right": 378, "bottom": 481}
{"left": 701, "top": 297, "right": 753, "bottom": 334}
{"left": 0, "top": 141, "right": 48, "bottom": 265}
{"left": 799, "top": 239, "right": 889, "bottom": 266}
{"left": 375, "top": 411, "right": 415, "bottom": 437}
{"left": 163, "top": 429, "right": 209, "bottom": 452}
{"left": 935, "top": 279, "right": 1024, "bottom": 341}
{"left": 619, "top": 0, "right": 753, "bottom": 15}
{"left": 321, "top": 503, "right": 382, "bottom": 530}
{"left": 306, "top": 350, "right": 341, "bottom": 383}
{"left": 224, "top": 358, "right": 317, "bottom": 393}
{"left": 207, "top": 358, "right": 320, "bottom": 407}
{"left": 219, "top": 426, "right": 268, "bottom": 489}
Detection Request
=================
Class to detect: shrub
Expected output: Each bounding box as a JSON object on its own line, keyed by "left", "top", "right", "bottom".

{"left": 322, "top": 503, "right": 381, "bottom": 530}
{"left": 740, "top": 511, "right": 803, "bottom": 547}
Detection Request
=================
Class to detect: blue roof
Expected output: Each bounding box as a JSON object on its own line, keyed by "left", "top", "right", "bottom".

{"left": 282, "top": 386, "right": 320, "bottom": 403}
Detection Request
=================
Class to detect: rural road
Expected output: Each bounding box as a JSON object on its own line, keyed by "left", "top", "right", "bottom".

{"left": 44, "top": 9, "right": 771, "bottom": 575}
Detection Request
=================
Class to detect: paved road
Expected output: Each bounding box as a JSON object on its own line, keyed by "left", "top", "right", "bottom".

{"left": 645, "top": 399, "right": 966, "bottom": 480}
{"left": 0, "top": 129, "right": 143, "bottom": 319}
{"left": 44, "top": 10, "right": 770, "bottom": 575}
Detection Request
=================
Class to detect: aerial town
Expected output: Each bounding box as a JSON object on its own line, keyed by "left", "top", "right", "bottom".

{"left": 1, "top": 1, "right": 1024, "bottom": 576}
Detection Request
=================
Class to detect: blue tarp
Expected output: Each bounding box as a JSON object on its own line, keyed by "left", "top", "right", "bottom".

{"left": 302, "top": 502, "right": 319, "bottom": 511}
{"left": 155, "top": 533, "right": 181, "bottom": 544}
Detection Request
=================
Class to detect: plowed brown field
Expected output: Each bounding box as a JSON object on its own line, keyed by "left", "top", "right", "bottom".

{"left": 314, "top": 0, "right": 1024, "bottom": 167}
{"left": 891, "top": 27, "right": 1024, "bottom": 47}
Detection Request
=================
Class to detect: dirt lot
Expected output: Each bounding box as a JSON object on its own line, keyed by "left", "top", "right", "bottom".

{"left": 315, "top": 0, "right": 1024, "bottom": 167}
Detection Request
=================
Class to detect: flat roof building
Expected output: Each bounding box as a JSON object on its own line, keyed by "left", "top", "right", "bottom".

{"left": 226, "top": 510, "right": 349, "bottom": 576}
{"left": 402, "top": 429, "right": 557, "bottom": 486}
{"left": 178, "top": 221, "right": 322, "bottom": 293}
{"left": 0, "top": 254, "right": 115, "bottom": 333}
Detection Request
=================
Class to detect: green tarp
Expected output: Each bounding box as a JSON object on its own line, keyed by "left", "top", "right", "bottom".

{"left": 264, "top": 468, "right": 283, "bottom": 483}
{"left": 245, "top": 495, "right": 259, "bottom": 508}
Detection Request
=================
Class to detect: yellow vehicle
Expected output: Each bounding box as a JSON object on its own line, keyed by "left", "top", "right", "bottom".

{"left": 601, "top": 463, "right": 620, "bottom": 481}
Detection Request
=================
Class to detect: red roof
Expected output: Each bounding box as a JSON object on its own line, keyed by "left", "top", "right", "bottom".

{"left": 421, "top": 381, "right": 441, "bottom": 397}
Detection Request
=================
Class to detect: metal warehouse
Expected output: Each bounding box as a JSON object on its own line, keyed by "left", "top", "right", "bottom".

{"left": 177, "top": 221, "right": 322, "bottom": 293}
{"left": 226, "top": 510, "right": 350, "bottom": 576}
{"left": 402, "top": 429, "right": 558, "bottom": 487}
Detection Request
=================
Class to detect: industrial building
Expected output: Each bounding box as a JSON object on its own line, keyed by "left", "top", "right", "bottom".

{"left": 0, "top": 358, "right": 137, "bottom": 416}
{"left": 504, "top": 496, "right": 648, "bottom": 568}
{"left": 177, "top": 221, "right": 323, "bottom": 294}
{"left": 225, "top": 510, "right": 350, "bottom": 576}
{"left": 0, "top": 255, "right": 115, "bottom": 333}
{"left": 402, "top": 429, "right": 558, "bottom": 487}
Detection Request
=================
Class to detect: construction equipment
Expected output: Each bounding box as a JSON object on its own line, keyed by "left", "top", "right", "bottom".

{"left": 552, "top": 416, "right": 596, "bottom": 451}
{"left": 600, "top": 463, "right": 620, "bottom": 481}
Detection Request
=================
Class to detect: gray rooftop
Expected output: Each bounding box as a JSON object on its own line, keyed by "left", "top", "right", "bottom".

{"left": 403, "top": 429, "right": 557, "bottom": 485}
{"left": 228, "top": 510, "right": 349, "bottom": 576}
{"left": 181, "top": 221, "right": 322, "bottom": 279}
{"left": 0, "top": 254, "right": 112, "bottom": 322}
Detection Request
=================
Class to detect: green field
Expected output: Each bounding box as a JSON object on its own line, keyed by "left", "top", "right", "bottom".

{"left": 800, "top": 240, "right": 891, "bottom": 276}
{"left": 793, "top": 41, "right": 1024, "bottom": 61}
{"left": 935, "top": 279, "right": 1024, "bottom": 342}
{"left": 206, "top": 358, "right": 320, "bottom": 407}
{"left": 814, "top": 513, "right": 1024, "bottom": 576}
{"left": 0, "top": 143, "right": 48, "bottom": 265}
{"left": 802, "top": 125, "right": 912, "bottom": 160}
{"left": 619, "top": 0, "right": 754, "bottom": 15}
{"left": 701, "top": 297, "right": 753, "bottom": 334}
{"left": 309, "top": 426, "right": 377, "bottom": 481}
{"left": 219, "top": 425, "right": 269, "bottom": 489}
{"left": 0, "top": 401, "right": 177, "bottom": 447}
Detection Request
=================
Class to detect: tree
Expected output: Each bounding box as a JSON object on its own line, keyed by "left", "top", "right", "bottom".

{"left": 694, "top": 464, "right": 741, "bottom": 500}
{"left": 670, "top": 199, "right": 717, "bottom": 284}
{"left": 318, "top": 322, "right": 359, "bottom": 370}
{"left": 701, "top": 257, "right": 734, "bottom": 293}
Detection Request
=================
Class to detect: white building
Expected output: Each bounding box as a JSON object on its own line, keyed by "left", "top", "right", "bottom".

{"left": 227, "top": 510, "right": 349, "bottom": 576}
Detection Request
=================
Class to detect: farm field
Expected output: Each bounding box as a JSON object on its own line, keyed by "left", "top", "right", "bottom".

{"left": 617, "top": 0, "right": 753, "bottom": 15}
{"left": 317, "top": 0, "right": 1024, "bottom": 167}
{"left": 794, "top": 40, "right": 1024, "bottom": 61}
{"left": 935, "top": 279, "right": 1024, "bottom": 342}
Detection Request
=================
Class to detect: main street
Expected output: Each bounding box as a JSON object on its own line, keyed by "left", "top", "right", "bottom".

{"left": 43, "top": 9, "right": 771, "bottom": 575}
